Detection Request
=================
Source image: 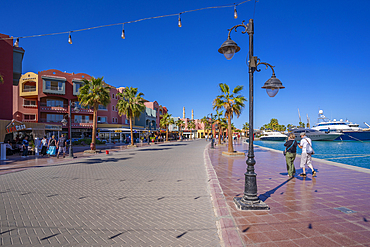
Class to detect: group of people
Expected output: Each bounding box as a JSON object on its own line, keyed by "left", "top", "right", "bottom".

{"left": 39, "top": 134, "right": 68, "bottom": 158}
{"left": 284, "top": 132, "right": 316, "bottom": 178}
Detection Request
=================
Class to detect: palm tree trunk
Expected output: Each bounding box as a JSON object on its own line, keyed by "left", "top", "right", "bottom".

{"left": 130, "top": 117, "right": 134, "bottom": 146}
{"left": 227, "top": 115, "right": 233, "bottom": 153}
{"left": 91, "top": 107, "right": 97, "bottom": 150}
{"left": 166, "top": 128, "right": 169, "bottom": 141}
{"left": 218, "top": 126, "right": 222, "bottom": 145}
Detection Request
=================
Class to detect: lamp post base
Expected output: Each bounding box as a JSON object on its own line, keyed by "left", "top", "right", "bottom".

{"left": 233, "top": 197, "right": 269, "bottom": 210}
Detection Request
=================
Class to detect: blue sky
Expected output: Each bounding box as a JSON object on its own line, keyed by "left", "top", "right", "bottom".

{"left": 2, "top": 0, "right": 370, "bottom": 129}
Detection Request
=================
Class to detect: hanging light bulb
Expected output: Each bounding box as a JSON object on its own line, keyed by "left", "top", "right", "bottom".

{"left": 121, "top": 24, "right": 125, "bottom": 39}
{"left": 234, "top": 5, "right": 238, "bottom": 19}
{"left": 178, "top": 14, "right": 182, "bottom": 27}
{"left": 68, "top": 32, "right": 72, "bottom": 44}
{"left": 14, "top": 38, "right": 19, "bottom": 47}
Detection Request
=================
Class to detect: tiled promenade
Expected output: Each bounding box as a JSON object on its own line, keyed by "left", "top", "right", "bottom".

{"left": 0, "top": 141, "right": 220, "bottom": 246}
{"left": 1, "top": 139, "right": 370, "bottom": 246}
{"left": 207, "top": 140, "right": 370, "bottom": 246}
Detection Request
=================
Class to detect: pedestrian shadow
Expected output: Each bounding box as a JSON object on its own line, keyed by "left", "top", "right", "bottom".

{"left": 73, "top": 157, "right": 132, "bottom": 165}
{"left": 137, "top": 148, "right": 172, "bottom": 151}
{"left": 157, "top": 144, "right": 188, "bottom": 147}
{"left": 259, "top": 178, "right": 293, "bottom": 202}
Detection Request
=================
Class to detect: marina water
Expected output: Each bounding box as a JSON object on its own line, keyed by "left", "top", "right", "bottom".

{"left": 254, "top": 140, "right": 370, "bottom": 169}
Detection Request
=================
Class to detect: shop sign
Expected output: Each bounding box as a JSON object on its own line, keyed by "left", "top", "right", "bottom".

{"left": 6, "top": 124, "right": 26, "bottom": 133}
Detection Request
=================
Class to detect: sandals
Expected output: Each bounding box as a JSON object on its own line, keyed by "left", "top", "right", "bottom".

{"left": 299, "top": 173, "right": 307, "bottom": 177}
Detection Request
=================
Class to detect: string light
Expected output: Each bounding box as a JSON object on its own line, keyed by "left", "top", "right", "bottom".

{"left": 68, "top": 32, "right": 72, "bottom": 44}
{"left": 121, "top": 24, "right": 125, "bottom": 39}
{"left": 14, "top": 38, "right": 19, "bottom": 47}
{"left": 178, "top": 14, "right": 182, "bottom": 27}
{"left": 1, "top": 0, "right": 252, "bottom": 43}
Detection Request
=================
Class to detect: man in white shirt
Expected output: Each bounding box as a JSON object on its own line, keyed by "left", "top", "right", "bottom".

{"left": 298, "top": 132, "right": 316, "bottom": 177}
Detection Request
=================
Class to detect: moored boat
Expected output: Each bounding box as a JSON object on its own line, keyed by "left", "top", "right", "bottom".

{"left": 260, "top": 131, "right": 287, "bottom": 141}
{"left": 290, "top": 128, "right": 342, "bottom": 141}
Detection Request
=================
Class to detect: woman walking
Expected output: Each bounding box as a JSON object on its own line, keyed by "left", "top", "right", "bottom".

{"left": 284, "top": 133, "right": 298, "bottom": 178}
{"left": 47, "top": 135, "right": 57, "bottom": 157}
{"left": 40, "top": 136, "right": 48, "bottom": 156}
{"left": 298, "top": 132, "right": 316, "bottom": 177}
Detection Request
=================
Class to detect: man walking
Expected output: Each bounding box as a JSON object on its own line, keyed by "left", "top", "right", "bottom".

{"left": 57, "top": 134, "right": 67, "bottom": 158}
{"left": 298, "top": 132, "right": 316, "bottom": 177}
{"left": 21, "top": 136, "right": 29, "bottom": 158}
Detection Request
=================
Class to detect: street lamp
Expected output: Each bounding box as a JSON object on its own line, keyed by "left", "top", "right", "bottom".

{"left": 207, "top": 113, "right": 215, "bottom": 149}
{"left": 61, "top": 100, "right": 80, "bottom": 158}
{"left": 219, "top": 19, "right": 284, "bottom": 210}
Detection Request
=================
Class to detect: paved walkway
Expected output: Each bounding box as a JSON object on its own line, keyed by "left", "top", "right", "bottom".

{"left": 208, "top": 139, "right": 370, "bottom": 246}
{"left": 0, "top": 140, "right": 219, "bottom": 246}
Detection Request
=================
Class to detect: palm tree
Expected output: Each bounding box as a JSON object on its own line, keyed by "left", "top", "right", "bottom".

{"left": 213, "top": 83, "right": 246, "bottom": 153}
{"left": 160, "top": 113, "right": 174, "bottom": 142}
{"left": 187, "top": 119, "right": 196, "bottom": 139}
{"left": 214, "top": 110, "right": 224, "bottom": 145}
{"left": 242, "top": 122, "right": 249, "bottom": 138}
{"left": 175, "top": 119, "right": 184, "bottom": 140}
{"left": 201, "top": 116, "right": 209, "bottom": 139}
{"left": 79, "top": 77, "right": 111, "bottom": 150}
{"left": 116, "top": 87, "right": 145, "bottom": 146}
{"left": 220, "top": 117, "right": 228, "bottom": 142}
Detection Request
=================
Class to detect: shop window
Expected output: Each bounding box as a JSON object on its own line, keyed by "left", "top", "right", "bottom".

{"left": 23, "top": 99, "right": 37, "bottom": 107}
{"left": 97, "top": 116, "right": 107, "bottom": 123}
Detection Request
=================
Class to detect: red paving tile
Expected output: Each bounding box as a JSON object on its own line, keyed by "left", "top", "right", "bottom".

{"left": 208, "top": 140, "right": 370, "bottom": 246}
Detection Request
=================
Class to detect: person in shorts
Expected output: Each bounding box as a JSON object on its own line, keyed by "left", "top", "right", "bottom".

{"left": 298, "top": 132, "right": 316, "bottom": 177}
{"left": 57, "top": 134, "right": 67, "bottom": 158}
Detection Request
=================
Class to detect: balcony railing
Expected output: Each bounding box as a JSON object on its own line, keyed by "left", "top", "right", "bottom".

{"left": 22, "top": 87, "right": 37, "bottom": 92}
{"left": 22, "top": 119, "right": 37, "bottom": 122}
{"left": 39, "top": 118, "right": 63, "bottom": 124}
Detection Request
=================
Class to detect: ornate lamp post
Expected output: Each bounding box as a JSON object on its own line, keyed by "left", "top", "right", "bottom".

{"left": 218, "top": 19, "right": 284, "bottom": 210}
{"left": 61, "top": 100, "right": 80, "bottom": 158}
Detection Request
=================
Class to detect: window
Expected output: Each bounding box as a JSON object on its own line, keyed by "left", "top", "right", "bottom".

{"left": 74, "top": 82, "right": 82, "bottom": 94}
{"left": 97, "top": 116, "right": 107, "bottom": 123}
{"left": 112, "top": 93, "right": 115, "bottom": 99}
{"left": 74, "top": 115, "right": 90, "bottom": 123}
{"left": 45, "top": 80, "right": 63, "bottom": 91}
{"left": 46, "top": 114, "right": 64, "bottom": 123}
{"left": 112, "top": 105, "right": 115, "bottom": 111}
{"left": 112, "top": 117, "right": 115, "bottom": 123}
{"left": 24, "top": 114, "right": 36, "bottom": 120}
{"left": 23, "top": 99, "right": 37, "bottom": 107}
{"left": 125, "top": 119, "right": 129, "bottom": 124}
{"left": 47, "top": 99, "right": 64, "bottom": 107}
{"left": 98, "top": 104, "right": 107, "bottom": 110}
{"left": 116, "top": 118, "right": 118, "bottom": 123}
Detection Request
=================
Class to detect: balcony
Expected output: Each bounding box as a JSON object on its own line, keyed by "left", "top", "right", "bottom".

{"left": 40, "top": 103, "right": 68, "bottom": 113}
{"left": 39, "top": 118, "right": 63, "bottom": 124}
{"left": 72, "top": 119, "right": 93, "bottom": 128}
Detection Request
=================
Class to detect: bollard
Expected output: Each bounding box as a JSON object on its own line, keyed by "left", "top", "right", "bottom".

{"left": 106, "top": 150, "right": 109, "bottom": 154}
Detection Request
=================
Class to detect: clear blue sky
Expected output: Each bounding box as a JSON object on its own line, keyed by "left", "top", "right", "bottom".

{"left": 2, "top": 0, "right": 370, "bottom": 129}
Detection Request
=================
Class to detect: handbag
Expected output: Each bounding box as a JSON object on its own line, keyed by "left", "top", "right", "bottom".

{"left": 306, "top": 140, "right": 315, "bottom": 155}
{"left": 284, "top": 140, "right": 295, "bottom": 156}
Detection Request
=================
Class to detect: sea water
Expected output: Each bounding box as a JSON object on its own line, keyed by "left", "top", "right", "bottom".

{"left": 253, "top": 140, "right": 370, "bottom": 169}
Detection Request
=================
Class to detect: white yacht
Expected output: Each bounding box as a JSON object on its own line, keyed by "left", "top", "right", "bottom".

{"left": 260, "top": 131, "right": 288, "bottom": 141}
{"left": 290, "top": 128, "right": 342, "bottom": 141}
{"left": 311, "top": 110, "right": 370, "bottom": 141}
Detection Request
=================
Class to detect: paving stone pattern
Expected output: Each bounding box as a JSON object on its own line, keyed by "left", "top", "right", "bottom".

{"left": 0, "top": 141, "right": 220, "bottom": 246}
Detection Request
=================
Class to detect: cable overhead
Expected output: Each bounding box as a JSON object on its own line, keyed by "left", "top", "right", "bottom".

{"left": 1, "top": 0, "right": 252, "bottom": 42}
